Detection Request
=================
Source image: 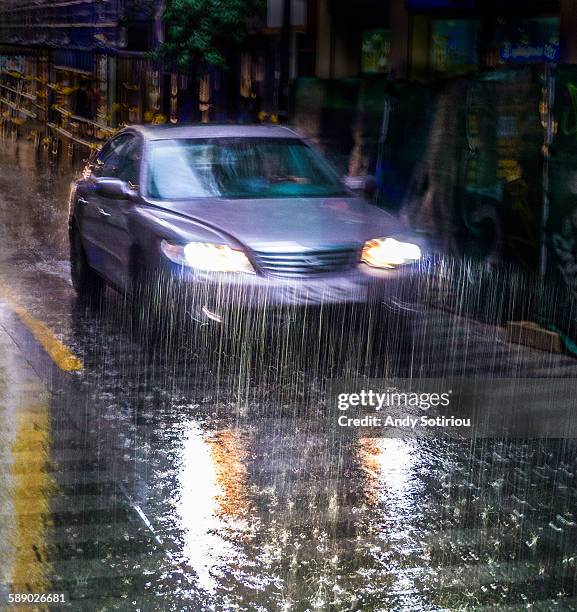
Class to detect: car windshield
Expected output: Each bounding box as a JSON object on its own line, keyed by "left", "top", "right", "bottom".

{"left": 147, "top": 138, "right": 348, "bottom": 199}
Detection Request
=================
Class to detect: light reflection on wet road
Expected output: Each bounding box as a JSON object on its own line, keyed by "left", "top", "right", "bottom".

{"left": 0, "top": 137, "right": 577, "bottom": 610}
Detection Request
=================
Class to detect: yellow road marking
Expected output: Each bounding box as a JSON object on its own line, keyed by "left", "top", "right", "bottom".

{"left": 11, "top": 408, "right": 55, "bottom": 595}
{"left": 0, "top": 286, "right": 83, "bottom": 372}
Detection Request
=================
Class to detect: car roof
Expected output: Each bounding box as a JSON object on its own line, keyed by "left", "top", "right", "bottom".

{"left": 127, "top": 123, "right": 303, "bottom": 141}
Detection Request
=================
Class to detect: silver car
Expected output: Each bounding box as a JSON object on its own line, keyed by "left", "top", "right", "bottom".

{"left": 69, "top": 124, "right": 426, "bottom": 326}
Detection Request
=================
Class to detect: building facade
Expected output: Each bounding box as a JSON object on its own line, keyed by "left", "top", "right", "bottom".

{"left": 312, "top": 0, "right": 574, "bottom": 81}
{"left": 0, "top": 0, "right": 312, "bottom": 145}
{"left": 0, "top": 0, "right": 169, "bottom": 148}
{"left": 2, "top": 1, "right": 577, "bottom": 148}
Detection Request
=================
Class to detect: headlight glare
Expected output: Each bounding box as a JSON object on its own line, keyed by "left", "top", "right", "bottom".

{"left": 161, "top": 240, "right": 255, "bottom": 274}
{"left": 362, "top": 237, "right": 421, "bottom": 269}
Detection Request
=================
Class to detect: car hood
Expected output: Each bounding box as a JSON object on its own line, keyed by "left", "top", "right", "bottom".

{"left": 151, "top": 197, "right": 407, "bottom": 251}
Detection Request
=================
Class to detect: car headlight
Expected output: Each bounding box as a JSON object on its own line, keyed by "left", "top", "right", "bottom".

{"left": 362, "top": 237, "right": 422, "bottom": 269}
{"left": 160, "top": 240, "right": 256, "bottom": 274}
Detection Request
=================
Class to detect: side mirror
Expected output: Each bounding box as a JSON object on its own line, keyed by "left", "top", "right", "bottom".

{"left": 94, "top": 178, "right": 136, "bottom": 200}
{"left": 344, "top": 175, "right": 377, "bottom": 199}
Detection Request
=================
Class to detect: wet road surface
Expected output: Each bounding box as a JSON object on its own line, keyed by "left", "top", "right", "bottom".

{"left": 1, "top": 137, "right": 577, "bottom": 610}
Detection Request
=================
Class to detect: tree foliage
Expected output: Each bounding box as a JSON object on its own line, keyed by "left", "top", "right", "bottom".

{"left": 159, "top": 0, "right": 265, "bottom": 70}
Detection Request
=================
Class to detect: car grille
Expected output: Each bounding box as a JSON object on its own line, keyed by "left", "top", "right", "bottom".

{"left": 253, "top": 247, "right": 360, "bottom": 278}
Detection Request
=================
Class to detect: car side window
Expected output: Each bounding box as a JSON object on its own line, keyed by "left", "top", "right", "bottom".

{"left": 92, "top": 134, "right": 133, "bottom": 178}
{"left": 115, "top": 138, "right": 142, "bottom": 187}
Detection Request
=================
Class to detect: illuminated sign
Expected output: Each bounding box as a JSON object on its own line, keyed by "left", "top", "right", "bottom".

{"left": 430, "top": 20, "right": 480, "bottom": 75}
{"left": 495, "top": 18, "right": 560, "bottom": 64}
{"left": 499, "top": 42, "right": 559, "bottom": 63}
{"left": 362, "top": 30, "right": 390, "bottom": 73}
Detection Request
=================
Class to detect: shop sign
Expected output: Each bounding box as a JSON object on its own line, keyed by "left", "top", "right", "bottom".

{"left": 362, "top": 30, "right": 390, "bottom": 74}
{"left": 500, "top": 42, "right": 559, "bottom": 63}
{"left": 495, "top": 17, "right": 559, "bottom": 64}
{"left": 430, "top": 20, "right": 480, "bottom": 75}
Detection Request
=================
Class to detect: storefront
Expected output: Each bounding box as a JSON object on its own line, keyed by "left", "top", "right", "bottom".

{"left": 45, "top": 49, "right": 118, "bottom": 149}
{"left": 405, "top": 2, "right": 561, "bottom": 79}
{"left": 117, "top": 53, "right": 162, "bottom": 126}
{"left": 0, "top": 47, "right": 50, "bottom": 132}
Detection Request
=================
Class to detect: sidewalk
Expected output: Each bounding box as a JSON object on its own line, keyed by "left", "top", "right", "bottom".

{"left": 0, "top": 301, "right": 55, "bottom": 607}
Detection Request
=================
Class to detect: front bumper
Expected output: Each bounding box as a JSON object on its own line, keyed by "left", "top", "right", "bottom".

{"left": 163, "top": 261, "right": 432, "bottom": 324}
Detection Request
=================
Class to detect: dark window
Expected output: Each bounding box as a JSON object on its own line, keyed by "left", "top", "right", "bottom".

{"left": 126, "top": 22, "right": 150, "bottom": 52}
{"left": 116, "top": 139, "right": 142, "bottom": 187}
{"left": 92, "top": 135, "right": 134, "bottom": 178}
